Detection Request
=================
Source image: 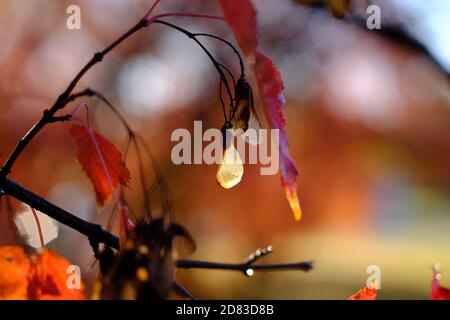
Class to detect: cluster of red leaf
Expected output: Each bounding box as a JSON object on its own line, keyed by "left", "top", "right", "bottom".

{"left": 0, "top": 245, "right": 85, "bottom": 300}
{"left": 218, "top": 0, "right": 302, "bottom": 221}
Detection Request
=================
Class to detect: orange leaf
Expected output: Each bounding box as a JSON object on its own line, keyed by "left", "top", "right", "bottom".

{"left": 431, "top": 267, "right": 450, "bottom": 300}
{"left": 255, "top": 52, "right": 301, "bottom": 221}
{"left": 70, "top": 125, "right": 130, "bottom": 206}
{"left": 217, "top": 0, "right": 258, "bottom": 56}
{"left": 28, "top": 249, "right": 86, "bottom": 300}
{"left": 0, "top": 246, "right": 86, "bottom": 300}
{"left": 0, "top": 246, "right": 30, "bottom": 300}
{"left": 347, "top": 285, "right": 377, "bottom": 300}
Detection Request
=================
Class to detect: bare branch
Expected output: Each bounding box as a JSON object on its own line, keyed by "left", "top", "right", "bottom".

{"left": 1, "top": 178, "right": 120, "bottom": 250}
{"left": 177, "top": 247, "right": 314, "bottom": 275}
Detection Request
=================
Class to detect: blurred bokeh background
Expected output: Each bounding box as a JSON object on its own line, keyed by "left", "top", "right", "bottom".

{"left": 0, "top": 0, "right": 449, "bottom": 299}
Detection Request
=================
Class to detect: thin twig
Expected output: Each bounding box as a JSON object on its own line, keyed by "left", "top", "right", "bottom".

{"left": 0, "top": 19, "right": 147, "bottom": 181}
{"left": 153, "top": 19, "right": 234, "bottom": 122}
{"left": 195, "top": 33, "right": 245, "bottom": 77}
{"left": 176, "top": 260, "right": 314, "bottom": 273}
{"left": 173, "top": 281, "right": 195, "bottom": 300}
{"left": 68, "top": 88, "right": 133, "bottom": 134}
{"left": 177, "top": 246, "right": 314, "bottom": 275}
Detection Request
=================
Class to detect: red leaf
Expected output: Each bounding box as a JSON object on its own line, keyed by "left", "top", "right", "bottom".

{"left": 217, "top": 0, "right": 258, "bottom": 56}
{"left": 70, "top": 125, "right": 130, "bottom": 206}
{"left": 431, "top": 267, "right": 450, "bottom": 300}
{"left": 347, "top": 285, "right": 377, "bottom": 300}
{"left": 0, "top": 246, "right": 30, "bottom": 299}
{"left": 219, "top": 0, "right": 301, "bottom": 220}
{"left": 28, "top": 249, "right": 86, "bottom": 300}
{"left": 255, "top": 51, "right": 301, "bottom": 221}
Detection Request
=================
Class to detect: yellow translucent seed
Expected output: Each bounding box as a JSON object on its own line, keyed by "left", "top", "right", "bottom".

{"left": 216, "top": 144, "right": 244, "bottom": 189}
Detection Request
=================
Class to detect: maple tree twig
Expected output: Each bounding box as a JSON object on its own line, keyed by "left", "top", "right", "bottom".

{"left": 153, "top": 19, "right": 234, "bottom": 123}
{"left": 0, "top": 16, "right": 236, "bottom": 252}
{"left": 0, "top": 10, "right": 311, "bottom": 277}
{"left": 195, "top": 33, "right": 245, "bottom": 77}
{"left": 66, "top": 88, "right": 134, "bottom": 134}
{"left": 1, "top": 178, "right": 120, "bottom": 250}
{"left": 176, "top": 260, "right": 314, "bottom": 272}
{"left": 1, "top": 178, "right": 314, "bottom": 277}
{"left": 0, "top": 16, "right": 235, "bottom": 182}
{"left": 177, "top": 246, "right": 314, "bottom": 275}
{"left": 0, "top": 19, "right": 148, "bottom": 182}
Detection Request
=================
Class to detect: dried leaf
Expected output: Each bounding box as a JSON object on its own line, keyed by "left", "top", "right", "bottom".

{"left": 231, "top": 76, "right": 262, "bottom": 145}
{"left": 70, "top": 125, "right": 130, "bottom": 206}
{"left": 231, "top": 77, "right": 254, "bottom": 132}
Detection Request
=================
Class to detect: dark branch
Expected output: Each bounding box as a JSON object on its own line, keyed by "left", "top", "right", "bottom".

{"left": 195, "top": 33, "right": 245, "bottom": 77}
{"left": 1, "top": 178, "right": 120, "bottom": 250}
{"left": 176, "top": 259, "right": 314, "bottom": 273}
{"left": 177, "top": 246, "right": 314, "bottom": 275}
{"left": 1, "top": 178, "right": 314, "bottom": 276}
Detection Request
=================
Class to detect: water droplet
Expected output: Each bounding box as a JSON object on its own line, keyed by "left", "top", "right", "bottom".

{"left": 245, "top": 268, "right": 254, "bottom": 276}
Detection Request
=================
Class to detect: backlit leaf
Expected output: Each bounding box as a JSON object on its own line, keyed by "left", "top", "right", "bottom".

{"left": 255, "top": 52, "right": 301, "bottom": 221}
{"left": 217, "top": 0, "right": 258, "bottom": 56}
{"left": 0, "top": 246, "right": 30, "bottom": 300}
{"left": 28, "top": 249, "right": 86, "bottom": 300}
{"left": 347, "top": 285, "right": 377, "bottom": 300}
{"left": 70, "top": 125, "right": 130, "bottom": 206}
